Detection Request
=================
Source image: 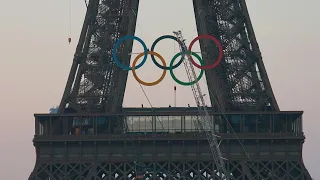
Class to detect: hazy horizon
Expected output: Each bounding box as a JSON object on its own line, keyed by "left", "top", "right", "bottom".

{"left": 0, "top": 0, "right": 319, "bottom": 179}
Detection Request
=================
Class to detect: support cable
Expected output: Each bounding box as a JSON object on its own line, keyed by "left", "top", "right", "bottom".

{"left": 120, "top": 10, "right": 180, "bottom": 177}
{"left": 68, "top": 0, "right": 72, "bottom": 44}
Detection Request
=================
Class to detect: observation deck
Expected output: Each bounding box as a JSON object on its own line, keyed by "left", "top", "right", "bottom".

{"left": 33, "top": 107, "right": 305, "bottom": 163}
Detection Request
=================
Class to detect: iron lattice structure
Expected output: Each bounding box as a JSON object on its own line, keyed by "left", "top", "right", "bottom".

{"left": 29, "top": 0, "right": 312, "bottom": 179}
{"left": 30, "top": 161, "right": 310, "bottom": 179}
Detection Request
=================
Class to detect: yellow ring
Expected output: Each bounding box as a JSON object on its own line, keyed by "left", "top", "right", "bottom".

{"left": 131, "top": 51, "right": 166, "bottom": 86}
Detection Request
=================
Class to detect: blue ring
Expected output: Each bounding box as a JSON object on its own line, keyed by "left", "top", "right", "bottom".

{"left": 112, "top": 35, "right": 148, "bottom": 71}
{"left": 150, "top": 35, "right": 185, "bottom": 70}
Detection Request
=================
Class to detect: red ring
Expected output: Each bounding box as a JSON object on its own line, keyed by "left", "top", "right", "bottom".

{"left": 188, "top": 35, "right": 223, "bottom": 70}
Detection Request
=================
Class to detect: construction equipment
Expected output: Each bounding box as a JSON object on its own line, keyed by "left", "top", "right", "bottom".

{"left": 173, "top": 30, "right": 230, "bottom": 180}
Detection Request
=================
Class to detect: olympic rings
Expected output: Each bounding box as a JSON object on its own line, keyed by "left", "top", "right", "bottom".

{"left": 112, "top": 34, "right": 223, "bottom": 86}
{"left": 170, "top": 51, "right": 204, "bottom": 86}
{"left": 112, "top": 36, "right": 148, "bottom": 70}
{"left": 150, "top": 35, "right": 185, "bottom": 70}
{"left": 132, "top": 51, "right": 167, "bottom": 86}
{"left": 188, "top": 35, "right": 223, "bottom": 70}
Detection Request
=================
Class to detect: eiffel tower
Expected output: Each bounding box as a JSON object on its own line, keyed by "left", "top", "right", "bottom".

{"left": 29, "top": 0, "right": 312, "bottom": 179}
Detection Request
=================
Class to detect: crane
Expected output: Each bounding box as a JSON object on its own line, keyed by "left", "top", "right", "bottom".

{"left": 173, "top": 30, "right": 230, "bottom": 180}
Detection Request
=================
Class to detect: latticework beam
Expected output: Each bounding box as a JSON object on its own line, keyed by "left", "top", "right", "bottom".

{"left": 29, "top": 161, "right": 312, "bottom": 180}
{"left": 58, "top": 0, "right": 139, "bottom": 114}
{"left": 193, "top": 0, "right": 279, "bottom": 111}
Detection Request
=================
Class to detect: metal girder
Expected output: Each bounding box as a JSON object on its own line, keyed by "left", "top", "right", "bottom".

{"left": 29, "top": 161, "right": 312, "bottom": 180}
{"left": 193, "top": 0, "right": 279, "bottom": 111}
{"left": 58, "top": 0, "right": 139, "bottom": 114}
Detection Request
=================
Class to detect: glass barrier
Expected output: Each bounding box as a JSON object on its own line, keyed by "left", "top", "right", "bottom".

{"left": 35, "top": 112, "right": 303, "bottom": 136}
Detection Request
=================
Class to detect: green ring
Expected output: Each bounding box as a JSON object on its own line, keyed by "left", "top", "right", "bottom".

{"left": 169, "top": 51, "right": 204, "bottom": 86}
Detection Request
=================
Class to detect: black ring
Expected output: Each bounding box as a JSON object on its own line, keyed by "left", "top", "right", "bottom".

{"left": 150, "top": 35, "right": 185, "bottom": 70}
